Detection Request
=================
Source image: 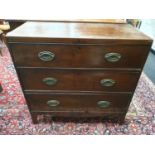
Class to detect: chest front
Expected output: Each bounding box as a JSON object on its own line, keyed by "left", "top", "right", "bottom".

{"left": 6, "top": 21, "right": 152, "bottom": 124}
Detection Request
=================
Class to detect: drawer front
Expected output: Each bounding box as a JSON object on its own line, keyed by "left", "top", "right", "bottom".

{"left": 18, "top": 68, "right": 140, "bottom": 92}
{"left": 26, "top": 92, "right": 132, "bottom": 112}
{"left": 11, "top": 44, "right": 150, "bottom": 68}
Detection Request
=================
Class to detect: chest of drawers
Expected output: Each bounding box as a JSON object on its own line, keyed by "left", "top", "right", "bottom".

{"left": 6, "top": 21, "right": 152, "bottom": 124}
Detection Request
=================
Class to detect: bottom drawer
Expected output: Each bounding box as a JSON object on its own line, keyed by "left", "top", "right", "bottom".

{"left": 25, "top": 92, "right": 132, "bottom": 113}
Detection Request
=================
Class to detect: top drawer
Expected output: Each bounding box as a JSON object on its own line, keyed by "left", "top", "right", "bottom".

{"left": 10, "top": 43, "right": 150, "bottom": 69}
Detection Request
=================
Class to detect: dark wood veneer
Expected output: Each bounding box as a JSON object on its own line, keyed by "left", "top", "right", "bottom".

{"left": 26, "top": 92, "right": 132, "bottom": 112}
{"left": 6, "top": 22, "right": 152, "bottom": 45}
{"left": 10, "top": 43, "right": 150, "bottom": 69}
{"left": 18, "top": 68, "right": 140, "bottom": 92}
{"left": 6, "top": 21, "right": 152, "bottom": 124}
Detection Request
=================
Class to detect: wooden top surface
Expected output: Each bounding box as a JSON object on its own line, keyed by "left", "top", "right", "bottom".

{"left": 6, "top": 21, "right": 152, "bottom": 44}
{"left": 35, "top": 19, "right": 127, "bottom": 23}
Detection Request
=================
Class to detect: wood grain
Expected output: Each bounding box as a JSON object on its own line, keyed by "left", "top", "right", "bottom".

{"left": 18, "top": 68, "right": 140, "bottom": 92}
{"left": 6, "top": 22, "right": 152, "bottom": 45}
{"left": 25, "top": 92, "right": 132, "bottom": 112}
{"left": 6, "top": 21, "right": 152, "bottom": 123}
{"left": 10, "top": 43, "right": 150, "bottom": 69}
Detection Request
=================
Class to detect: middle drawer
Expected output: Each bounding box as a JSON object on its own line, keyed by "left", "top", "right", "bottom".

{"left": 18, "top": 68, "right": 140, "bottom": 92}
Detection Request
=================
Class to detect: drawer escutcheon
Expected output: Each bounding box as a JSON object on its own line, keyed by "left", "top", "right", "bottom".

{"left": 100, "top": 79, "right": 116, "bottom": 87}
{"left": 47, "top": 100, "right": 60, "bottom": 107}
{"left": 38, "top": 51, "right": 55, "bottom": 61}
{"left": 42, "top": 77, "right": 58, "bottom": 86}
{"left": 104, "top": 52, "right": 122, "bottom": 63}
{"left": 97, "top": 101, "right": 111, "bottom": 108}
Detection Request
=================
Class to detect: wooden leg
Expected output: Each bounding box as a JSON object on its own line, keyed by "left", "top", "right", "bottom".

{"left": 118, "top": 113, "right": 126, "bottom": 125}
{"left": 31, "top": 113, "right": 38, "bottom": 124}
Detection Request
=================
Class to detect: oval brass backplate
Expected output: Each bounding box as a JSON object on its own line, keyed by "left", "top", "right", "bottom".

{"left": 104, "top": 52, "right": 122, "bottom": 63}
{"left": 100, "top": 79, "right": 116, "bottom": 87}
{"left": 38, "top": 51, "right": 55, "bottom": 62}
{"left": 97, "top": 101, "right": 111, "bottom": 108}
{"left": 47, "top": 100, "right": 60, "bottom": 107}
{"left": 42, "top": 77, "right": 58, "bottom": 86}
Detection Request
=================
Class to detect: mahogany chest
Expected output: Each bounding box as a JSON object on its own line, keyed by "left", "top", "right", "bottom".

{"left": 6, "top": 21, "right": 152, "bottom": 124}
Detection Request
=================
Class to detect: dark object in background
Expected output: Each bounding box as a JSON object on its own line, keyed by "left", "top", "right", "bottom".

{"left": 127, "top": 19, "right": 142, "bottom": 28}
{"left": 5, "top": 20, "right": 25, "bottom": 33}
{"left": 0, "top": 84, "right": 2, "bottom": 93}
{"left": 0, "top": 20, "right": 25, "bottom": 54}
{"left": 127, "top": 19, "right": 155, "bottom": 55}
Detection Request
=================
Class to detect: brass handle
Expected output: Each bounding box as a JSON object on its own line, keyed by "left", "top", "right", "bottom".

{"left": 38, "top": 51, "right": 55, "bottom": 61}
{"left": 100, "top": 79, "right": 115, "bottom": 87}
{"left": 97, "top": 101, "right": 111, "bottom": 108}
{"left": 104, "top": 52, "right": 121, "bottom": 63}
{"left": 42, "top": 77, "right": 58, "bottom": 86}
{"left": 47, "top": 100, "right": 60, "bottom": 107}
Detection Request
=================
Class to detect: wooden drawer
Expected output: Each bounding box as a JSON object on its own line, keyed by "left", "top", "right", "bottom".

{"left": 26, "top": 92, "right": 132, "bottom": 113}
{"left": 10, "top": 43, "right": 150, "bottom": 69}
{"left": 18, "top": 68, "right": 140, "bottom": 92}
